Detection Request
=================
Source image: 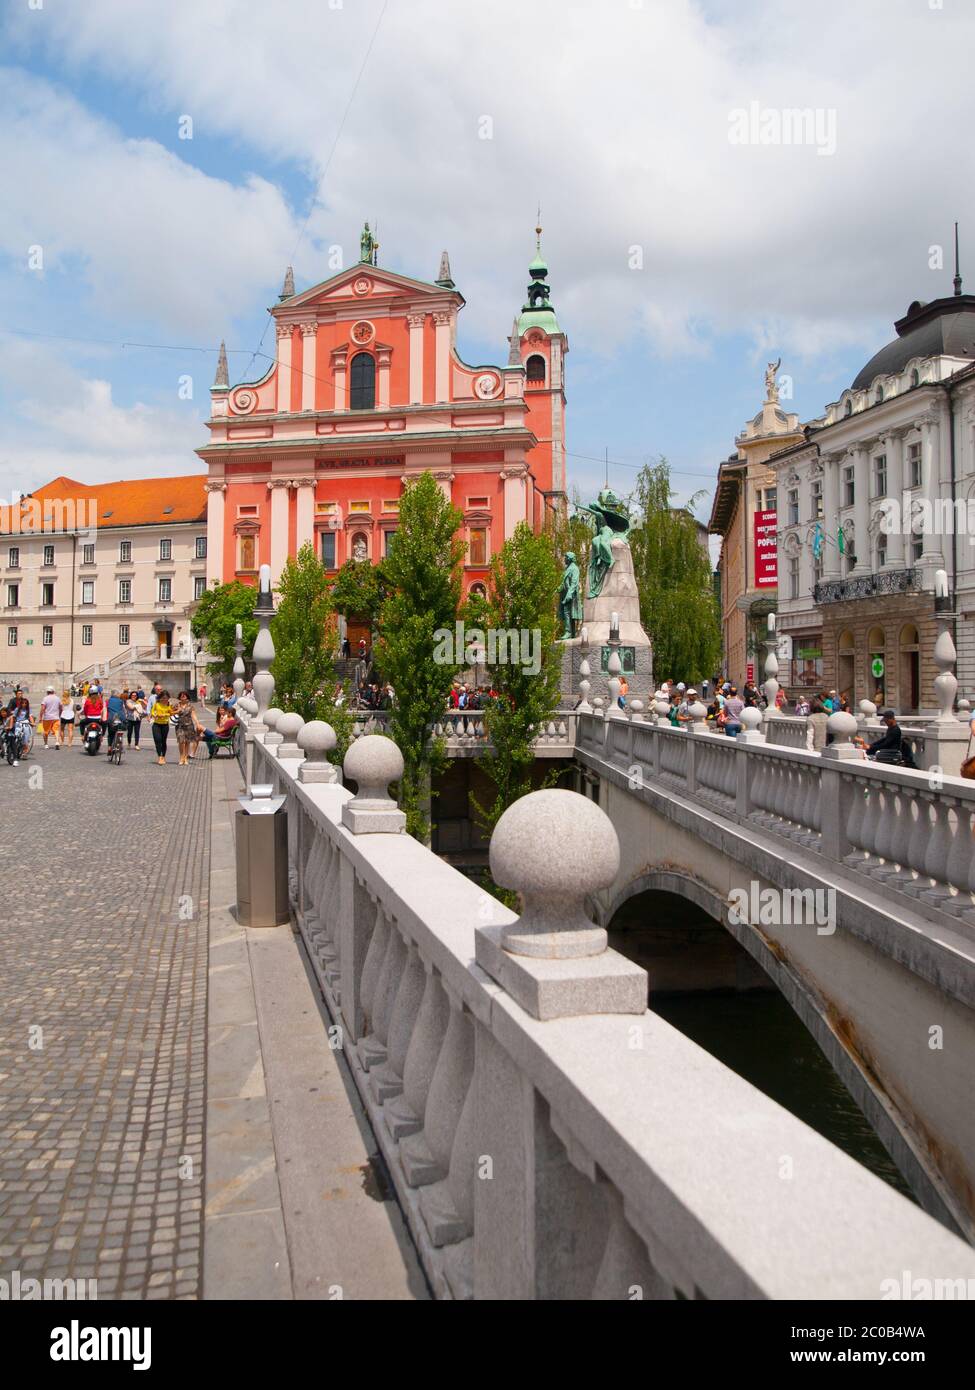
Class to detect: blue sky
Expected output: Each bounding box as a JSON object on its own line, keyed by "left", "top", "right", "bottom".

{"left": 1, "top": 0, "right": 972, "bottom": 534}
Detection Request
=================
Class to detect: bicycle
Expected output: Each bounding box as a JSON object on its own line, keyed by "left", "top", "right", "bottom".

{"left": 108, "top": 718, "right": 125, "bottom": 766}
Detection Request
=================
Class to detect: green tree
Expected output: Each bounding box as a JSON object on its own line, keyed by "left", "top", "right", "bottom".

{"left": 270, "top": 543, "right": 338, "bottom": 721}
{"left": 190, "top": 581, "right": 259, "bottom": 680}
{"left": 544, "top": 487, "right": 592, "bottom": 585}
{"left": 375, "top": 473, "right": 463, "bottom": 840}
{"left": 476, "top": 523, "right": 562, "bottom": 855}
{"left": 628, "top": 457, "right": 721, "bottom": 684}
{"left": 329, "top": 557, "right": 388, "bottom": 626}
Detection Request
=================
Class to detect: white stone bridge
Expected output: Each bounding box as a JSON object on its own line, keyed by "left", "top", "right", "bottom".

{"left": 574, "top": 708, "right": 975, "bottom": 1245}
{"left": 240, "top": 705, "right": 975, "bottom": 1299}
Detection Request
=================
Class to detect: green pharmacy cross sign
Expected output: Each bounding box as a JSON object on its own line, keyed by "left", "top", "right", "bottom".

{"left": 871, "top": 657, "right": 885, "bottom": 679}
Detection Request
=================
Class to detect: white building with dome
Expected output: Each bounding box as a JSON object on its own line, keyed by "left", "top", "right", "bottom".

{"left": 770, "top": 274, "right": 975, "bottom": 711}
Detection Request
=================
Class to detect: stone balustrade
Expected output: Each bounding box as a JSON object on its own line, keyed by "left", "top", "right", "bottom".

{"left": 343, "top": 707, "right": 576, "bottom": 757}
{"left": 765, "top": 713, "right": 933, "bottom": 765}
{"left": 579, "top": 712, "right": 975, "bottom": 938}
{"left": 247, "top": 723, "right": 975, "bottom": 1300}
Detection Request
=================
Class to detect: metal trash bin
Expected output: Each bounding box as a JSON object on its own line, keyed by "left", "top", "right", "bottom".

{"left": 235, "top": 783, "right": 289, "bottom": 927}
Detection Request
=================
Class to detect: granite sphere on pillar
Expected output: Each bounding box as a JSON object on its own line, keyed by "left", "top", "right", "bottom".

{"left": 275, "top": 711, "right": 305, "bottom": 756}
{"left": 341, "top": 735, "right": 406, "bottom": 833}
{"left": 298, "top": 720, "right": 339, "bottom": 783}
{"left": 490, "top": 788, "right": 620, "bottom": 959}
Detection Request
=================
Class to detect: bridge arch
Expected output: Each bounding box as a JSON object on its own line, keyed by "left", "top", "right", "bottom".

{"left": 600, "top": 867, "right": 937, "bottom": 1221}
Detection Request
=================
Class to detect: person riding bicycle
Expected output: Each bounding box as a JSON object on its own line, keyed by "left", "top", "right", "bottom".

{"left": 3, "top": 695, "right": 34, "bottom": 764}
{"left": 105, "top": 690, "right": 126, "bottom": 753}
{"left": 80, "top": 689, "right": 107, "bottom": 740}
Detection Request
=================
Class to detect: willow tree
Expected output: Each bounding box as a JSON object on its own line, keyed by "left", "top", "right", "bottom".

{"left": 476, "top": 522, "right": 562, "bottom": 836}
{"left": 629, "top": 457, "right": 721, "bottom": 684}
{"left": 375, "top": 473, "right": 463, "bottom": 840}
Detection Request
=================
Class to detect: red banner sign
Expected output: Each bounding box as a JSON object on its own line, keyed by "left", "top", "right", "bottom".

{"left": 754, "top": 509, "right": 778, "bottom": 588}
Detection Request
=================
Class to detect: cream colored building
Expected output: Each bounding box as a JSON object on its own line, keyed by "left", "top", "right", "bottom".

{"left": 708, "top": 372, "right": 803, "bottom": 688}
{"left": 0, "top": 475, "right": 208, "bottom": 690}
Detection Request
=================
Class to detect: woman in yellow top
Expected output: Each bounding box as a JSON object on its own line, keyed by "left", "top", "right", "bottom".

{"left": 150, "top": 690, "right": 175, "bottom": 765}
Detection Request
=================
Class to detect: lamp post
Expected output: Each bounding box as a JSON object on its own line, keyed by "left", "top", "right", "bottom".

{"left": 762, "top": 610, "right": 779, "bottom": 721}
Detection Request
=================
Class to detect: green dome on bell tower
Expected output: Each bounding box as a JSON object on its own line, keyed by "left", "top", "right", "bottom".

{"left": 516, "top": 219, "right": 561, "bottom": 335}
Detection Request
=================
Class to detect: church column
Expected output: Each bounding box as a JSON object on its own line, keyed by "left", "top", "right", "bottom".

{"left": 300, "top": 322, "right": 317, "bottom": 412}
{"left": 377, "top": 346, "right": 392, "bottom": 409}
{"left": 294, "top": 477, "right": 316, "bottom": 552}
{"left": 275, "top": 324, "right": 293, "bottom": 413}
{"left": 332, "top": 347, "right": 348, "bottom": 411}
{"left": 822, "top": 455, "right": 841, "bottom": 579}
{"left": 204, "top": 481, "right": 226, "bottom": 587}
{"left": 885, "top": 431, "right": 905, "bottom": 566}
{"left": 920, "top": 413, "right": 945, "bottom": 568}
{"left": 433, "top": 470, "right": 454, "bottom": 504}
{"left": 501, "top": 465, "right": 528, "bottom": 540}
{"left": 268, "top": 479, "right": 291, "bottom": 586}
{"left": 407, "top": 313, "right": 425, "bottom": 404}
{"left": 434, "top": 311, "right": 451, "bottom": 402}
{"left": 851, "top": 446, "right": 870, "bottom": 572}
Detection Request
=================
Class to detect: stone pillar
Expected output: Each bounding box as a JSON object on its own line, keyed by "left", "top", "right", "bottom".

{"left": 204, "top": 481, "right": 226, "bottom": 587}
{"left": 268, "top": 479, "right": 291, "bottom": 585}
{"left": 434, "top": 311, "right": 451, "bottom": 402}
{"left": 300, "top": 322, "right": 317, "bottom": 411}
{"left": 250, "top": 564, "right": 276, "bottom": 734}
{"left": 852, "top": 446, "right": 870, "bottom": 572}
{"left": 886, "top": 431, "right": 905, "bottom": 566}
{"left": 502, "top": 466, "right": 528, "bottom": 539}
{"left": 294, "top": 477, "right": 316, "bottom": 552}
{"left": 275, "top": 323, "right": 293, "bottom": 413}
{"left": 822, "top": 456, "right": 841, "bottom": 579}
{"left": 407, "top": 312, "right": 425, "bottom": 404}
{"left": 920, "top": 414, "right": 945, "bottom": 570}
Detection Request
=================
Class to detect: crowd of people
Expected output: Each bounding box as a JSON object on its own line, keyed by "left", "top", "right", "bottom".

{"left": 1, "top": 679, "right": 244, "bottom": 767}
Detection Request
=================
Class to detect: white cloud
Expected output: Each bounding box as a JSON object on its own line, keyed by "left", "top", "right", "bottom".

{"left": 5, "top": 0, "right": 972, "bottom": 364}
{"left": 0, "top": 335, "right": 202, "bottom": 494}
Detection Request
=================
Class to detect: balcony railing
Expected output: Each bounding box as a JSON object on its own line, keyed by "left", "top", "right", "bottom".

{"left": 813, "top": 568, "right": 918, "bottom": 605}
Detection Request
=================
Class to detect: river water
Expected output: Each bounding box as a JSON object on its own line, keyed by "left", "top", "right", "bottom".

{"left": 651, "top": 990, "right": 914, "bottom": 1200}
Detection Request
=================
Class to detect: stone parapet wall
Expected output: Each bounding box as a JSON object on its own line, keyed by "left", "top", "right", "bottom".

{"left": 242, "top": 729, "right": 975, "bottom": 1299}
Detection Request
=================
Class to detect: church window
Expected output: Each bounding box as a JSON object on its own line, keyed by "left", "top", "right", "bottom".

{"left": 350, "top": 352, "right": 376, "bottom": 410}
{"left": 525, "top": 355, "right": 546, "bottom": 384}
{"left": 469, "top": 529, "right": 488, "bottom": 566}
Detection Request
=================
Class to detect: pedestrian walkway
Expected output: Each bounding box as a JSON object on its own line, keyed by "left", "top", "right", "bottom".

{"left": 0, "top": 740, "right": 210, "bottom": 1299}
{"left": 204, "top": 758, "right": 427, "bottom": 1299}
{"left": 0, "top": 730, "right": 426, "bottom": 1301}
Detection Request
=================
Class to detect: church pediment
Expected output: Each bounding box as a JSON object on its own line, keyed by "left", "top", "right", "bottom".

{"left": 280, "top": 265, "right": 462, "bottom": 313}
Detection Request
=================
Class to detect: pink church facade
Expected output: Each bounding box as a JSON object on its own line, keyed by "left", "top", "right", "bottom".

{"left": 197, "top": 231, "right": 568, "bottom": 604}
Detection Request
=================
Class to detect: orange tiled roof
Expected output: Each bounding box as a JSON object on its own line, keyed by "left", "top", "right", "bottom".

{"left": 30, "top": 474, "right": 207, "bottom": 528}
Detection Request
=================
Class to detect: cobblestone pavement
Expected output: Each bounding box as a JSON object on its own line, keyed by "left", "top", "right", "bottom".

{"left": 0, "top": 735, "right": 211, "bottom": 1300}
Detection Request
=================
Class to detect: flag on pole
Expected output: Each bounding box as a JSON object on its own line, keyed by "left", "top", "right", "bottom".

{"left": 812, "top": 523, "right": 823, "bottom": 559}
{"left": 837, "top": 527, "right": 845, "bottom": 556}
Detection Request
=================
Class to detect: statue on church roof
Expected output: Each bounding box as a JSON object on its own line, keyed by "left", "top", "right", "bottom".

{"left": 359, "top": 222, "right": 379, "bottom": 266}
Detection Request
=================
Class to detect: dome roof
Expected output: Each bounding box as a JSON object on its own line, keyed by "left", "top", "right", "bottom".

{"left": 851, "top": 294, "right": 975, "bottom": 389}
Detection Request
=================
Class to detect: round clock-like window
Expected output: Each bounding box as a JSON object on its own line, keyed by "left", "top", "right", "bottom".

{"left": 474, "top": 373, "right": 499, "bottom": 399}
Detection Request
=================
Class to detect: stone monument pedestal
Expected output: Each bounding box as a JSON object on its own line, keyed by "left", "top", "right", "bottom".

{"left": 560, "top": 537, "right": 653, "bottom": 705}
